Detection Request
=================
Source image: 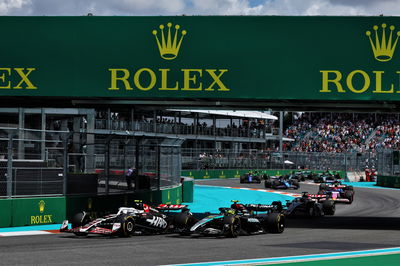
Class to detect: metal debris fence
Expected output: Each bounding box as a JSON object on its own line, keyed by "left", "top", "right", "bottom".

{"left": 0, "top": 128, "right": 183, "bottom": 198}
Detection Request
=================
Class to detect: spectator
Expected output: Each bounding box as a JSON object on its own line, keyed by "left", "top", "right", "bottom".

{"left": 125, "top": 166, "right": 135, "bottom": 190}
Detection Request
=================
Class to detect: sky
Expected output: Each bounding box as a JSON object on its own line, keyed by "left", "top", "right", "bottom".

{"left": 0, "top": 0, "right": 400, "bottom": 16}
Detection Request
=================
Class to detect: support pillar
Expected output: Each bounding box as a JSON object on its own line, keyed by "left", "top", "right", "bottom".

{"left": 279, "top": 111, "right": 283, "bottom": 153}
{"left": 41, "top": 108, "right": 46, "bottom": 160}
{"left": 86, "top": 110, "right": 95, "bottom": 173}
{"left": 17, "top": 108, "right": 24, "bottom": 160}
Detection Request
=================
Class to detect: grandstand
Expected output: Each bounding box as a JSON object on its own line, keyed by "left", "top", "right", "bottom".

{"left": 284, "top": 112, "right": 400, "bottom": 153}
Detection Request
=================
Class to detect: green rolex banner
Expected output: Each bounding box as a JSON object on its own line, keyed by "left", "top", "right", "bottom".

{"left": 0, "top": 16, "right": 400, "bottom": 101}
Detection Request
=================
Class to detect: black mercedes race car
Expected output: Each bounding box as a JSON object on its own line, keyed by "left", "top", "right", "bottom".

{"left": 284, "top": 192, "right": 336, "bottom": 217}
{"left": 240, "top": 171, "right": 262, "bottom": 183}
{"left": 60, "top": 202, "right": 191, "bottom": 237}
{"left": 175, "top": 200, "right": 285, "bottom": 238}
{"left": 318, "top": 181, "right": 355, "bottom": 204}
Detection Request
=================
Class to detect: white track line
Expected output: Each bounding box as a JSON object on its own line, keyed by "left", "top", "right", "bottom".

{"left": 0, "top": 231, "right": 57, "bottom": 237}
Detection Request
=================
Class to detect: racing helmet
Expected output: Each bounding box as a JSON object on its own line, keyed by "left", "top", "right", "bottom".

{"left": 133, "top": 201, "right": 144, "bottom": 209}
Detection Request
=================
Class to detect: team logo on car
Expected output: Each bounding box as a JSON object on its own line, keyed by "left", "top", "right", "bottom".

{"left": 146, "top": 216, "right": 167, "bottom": 228}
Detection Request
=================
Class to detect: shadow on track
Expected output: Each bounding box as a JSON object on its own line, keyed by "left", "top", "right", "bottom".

{"left": 286, "top": 216, "right": 400, "bottom": 230}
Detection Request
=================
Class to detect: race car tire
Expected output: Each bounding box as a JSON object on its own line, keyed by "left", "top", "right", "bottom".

{"left": 319, "top": 184, "right": 328, "bottom": 191}
{"left": 345, "top": 185, "right": 354, "bottom": 191}
{"left": 174, "top": 212, "right": 196, "bottom": 235}
{"left": 223, "top": 215, "right": 241, "bottom": 238}
{"left": 291, "top": 180, "right": 300, "bottom": 189}
{"left": 322, "top": 200, "right": 335, "bottom": 215}
{"left": 272, "top": 179, "right": 280, "bottom": 189}
{"left": 71, "top": 212, "right": 90, "bottom": 236}
{"left": 265, "top": 180, "right": 272, "bottom": 188}
{"left": 307, "top": 206, "right": 315, "bottom": 217}
{"left": 306, "top": 203, "right": 323, "bottom": 217}
{"left": 262, "top": 174, "right": 270, "bottom": 180}
{"left": 265, "top": 212, "right": 285, "bottom": 233}
{"left": 119, "top": 216, "right": 135, "bottom": 237}
{"left": 345, "top": 191, "right": 354, "bottom": 204}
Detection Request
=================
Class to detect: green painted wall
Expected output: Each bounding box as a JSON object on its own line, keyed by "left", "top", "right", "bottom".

{"left": 182, "top": 179, "right": 194, "bottom": 203}
{"left": 0, "top": 199, "right": 12, "bottom": 227}
{"left": 0, "top": 185, "right": 184, "bottom": 228}
{"left": 0, "top": 197, "right": 67, "bottom": 227}
{"left": 0, "top": 16, "right": 400, "bottom": 102}
{"left": 377, "top": 175, "right": 400, "bottom": 188}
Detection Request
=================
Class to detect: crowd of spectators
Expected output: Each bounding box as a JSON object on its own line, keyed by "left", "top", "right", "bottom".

{"left": 284, "top": 113, "right": 400, "bottom": 153}
{"left": 95, "top": 112, "right": 272, "bottom": 138}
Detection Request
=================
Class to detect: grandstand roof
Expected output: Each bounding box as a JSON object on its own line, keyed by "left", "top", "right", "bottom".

{"left": 168, "top": 109, "right": 278, "bottom": 120}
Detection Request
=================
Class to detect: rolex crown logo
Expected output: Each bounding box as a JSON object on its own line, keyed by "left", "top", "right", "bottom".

{"left": 39, "top": 200, "right": 45, "bottom": 213}
{"left": 366, "top": 23, "right": 400, "bottom": 62}
{"left": 152, "top": 22, "right": 187, "bottom": 60}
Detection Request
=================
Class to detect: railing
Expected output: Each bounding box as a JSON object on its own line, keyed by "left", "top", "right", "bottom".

{"left": 181, "top": 148, "right": 383, "bottom": 174}
{"left": 95, "top": 119, "right": 272, "bottom": 139}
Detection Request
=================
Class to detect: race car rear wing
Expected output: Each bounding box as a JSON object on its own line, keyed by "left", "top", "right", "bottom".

{"left": 308, "top": 194, "right": 327, "bottom": 199}
{"left": 326, "top": 184, "right": 347, "bottom": 188}
{"left": 156, "top": 204, "right": 188, "bottom": 211}
{"left": 244, "top": 204, "right": 277, "bottom": 212}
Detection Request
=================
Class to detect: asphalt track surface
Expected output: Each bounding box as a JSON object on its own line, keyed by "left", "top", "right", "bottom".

{"left": 1, "top": 180, "right": 400, "bottom": 266}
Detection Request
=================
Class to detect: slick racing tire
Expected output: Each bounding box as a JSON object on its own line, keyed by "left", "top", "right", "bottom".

{"left": 265, "top": 212, "right": 285, "bottom": 233}
{"left": 322, "top": 200, "right": 335, "bottom": 215}
{"left": 272, "top": 179, "right": 280, "bottom": 189}
{"left": 71, "top": 212, "right": 90, "bottom": 236}
{"left": 345, "top": 191, "right": 354, "bottom": 204}
{"left": 307, "top": 203, "right": 323, "bottom": 217}
{"left": 291, "top": 180, "right": 300, "bottom": 189}
{"left": 319, "top": 184, "right": 328, "bottom": 191}
{"left": 119, "top": 216, "right": 135, "bottom": 237}
{"left": 265, "top": 180, "right": 272, "bottom": 188}
{"left": 223, "top": 215, "right": 241, "bottom": 238}
{"left": 174, "top": 212, "right": 197, "bottom": 236}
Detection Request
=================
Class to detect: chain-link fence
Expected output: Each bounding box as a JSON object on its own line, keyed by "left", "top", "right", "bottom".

{"left": 0, "top": 128, "right": 184, "bottom": 198}
{"left": 182, "top": 148, "right": 382, "bottom": 174}
{"left": 0, "top": 128, "right": 67, "bottom": 198}
{"left": 2, "top": 127, "right": 397, "bottom": 198}
{"left": 376, "top": 149, "right": 400, "bottom": 176}
{"left": 0, "top": 142, "right": 7, "bottom": 197}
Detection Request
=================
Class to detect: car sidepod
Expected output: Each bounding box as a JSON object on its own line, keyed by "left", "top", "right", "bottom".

{"left": 134, "top": 212, "right": 169, "bottom": 233}
{"left": 189, "top": 215, "right": 225, "bottom": 236}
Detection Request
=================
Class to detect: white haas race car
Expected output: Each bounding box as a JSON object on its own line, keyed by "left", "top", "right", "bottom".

{"left": 60, "top": 202, "right": 192, "bottom": 237}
